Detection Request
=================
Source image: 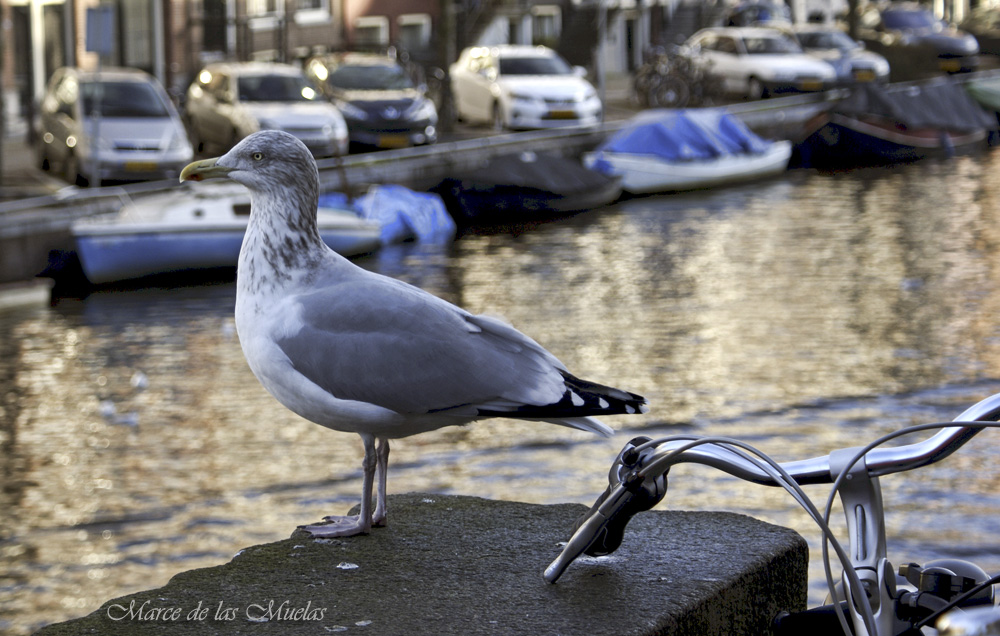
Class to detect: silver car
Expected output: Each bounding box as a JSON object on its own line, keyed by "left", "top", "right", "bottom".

{"left": 185, "top": 62, "right": 349, "bottom": 157}
{"left": 36, "top": 67, "right": 194, "bottom": 187}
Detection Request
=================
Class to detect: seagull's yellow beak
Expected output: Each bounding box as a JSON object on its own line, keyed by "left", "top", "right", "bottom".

{"left": 179, "top": 157, "right": 233, "bottom": 183}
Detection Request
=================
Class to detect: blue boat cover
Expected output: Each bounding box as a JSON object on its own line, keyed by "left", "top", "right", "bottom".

{"left": 594, "top": 109, "right": 772, "bottom": 164}
{"left": 319, "top": 185, "right": 456, "bottom": 245}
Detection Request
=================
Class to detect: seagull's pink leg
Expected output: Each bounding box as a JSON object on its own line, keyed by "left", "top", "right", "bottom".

{"left": 372, "top": 438, "right": 390, "bottom": 527}
{"left": 301, "top": 434, "right": 375, "bottom": 537}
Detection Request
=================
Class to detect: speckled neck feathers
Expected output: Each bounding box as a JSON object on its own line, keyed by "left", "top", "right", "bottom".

{"left": 234, "top": 133, "right": 330, "bottom": 309}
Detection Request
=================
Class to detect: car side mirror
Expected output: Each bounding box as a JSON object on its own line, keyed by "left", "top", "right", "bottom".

{"left": 572, "top": 65, "right": 588, "bottom": 78}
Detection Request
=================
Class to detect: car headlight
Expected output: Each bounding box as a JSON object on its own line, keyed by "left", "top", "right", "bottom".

{"left": 405, "top": 99, "right": 437, "bottom": 122}
{"left": 508, "top": 91, "right": 536, "bottom": 103}
{"left": 169, "top": 130, "right": 191, "bottom": 151}
{"left": 337, "top": 101, "right": 369, "bottom": 121}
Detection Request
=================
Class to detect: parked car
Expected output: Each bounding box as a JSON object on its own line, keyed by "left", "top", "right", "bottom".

{"left": 184, "top": 62, "right": 349, "bottom": 157}
{"left": 680, "top": 27, "right": 838, "bottom": 100}
{"left": 783, "top": 25, "right": 890, "bottom": 85}
{"left": 35, "top": 67, "right": 193, "bottom": 187}
{"left": 855, "top": 3, "right": 979, "bottom": 79}
{"left": 304, "top": 52, "right": 438, "bottom": 150}
{"left": 959, "top": 5, "right": 1000, "bottom": 56}
{"left": 449, "top": 45, "right": 602, "bottom": 131}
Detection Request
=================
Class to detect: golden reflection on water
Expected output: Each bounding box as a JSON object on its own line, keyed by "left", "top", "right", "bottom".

{"left": 3, "top": 155, "right": 1000, "bottom": 633}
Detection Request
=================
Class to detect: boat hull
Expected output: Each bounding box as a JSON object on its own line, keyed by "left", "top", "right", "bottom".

{"left": 434, "top": 177, "right": 622, "bottom": 225}
{"left": 586, "top": 140, "right": 792, "bottom": 195}
{"left": 794, "top": 113, "right": 989, "bottom": 168}
{"left": 75, "top": 218, "right": 381, "bottom": 285}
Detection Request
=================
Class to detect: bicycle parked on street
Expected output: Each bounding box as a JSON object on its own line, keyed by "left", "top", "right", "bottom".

{"left": 631, "top": 45, "right": 723, "bottom": 109}
{"left": 545, "top": 392, "right": 1000, "bottom": 635}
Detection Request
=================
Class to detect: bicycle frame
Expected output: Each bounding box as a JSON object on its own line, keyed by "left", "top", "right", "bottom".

{"left": 545, "top": 392, "right": 1000, "bottom": 635}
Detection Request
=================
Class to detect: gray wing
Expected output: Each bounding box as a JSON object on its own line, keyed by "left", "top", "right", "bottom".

{"left": 275, "top": 274, "right": 569, "bottom": 415}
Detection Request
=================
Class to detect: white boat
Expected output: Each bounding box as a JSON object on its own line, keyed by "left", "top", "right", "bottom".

{"left": 585, "top": 109, "right": 792, "bottom": 195}
{"left": 73, "top": 182, "right": 381, "bottom": 284}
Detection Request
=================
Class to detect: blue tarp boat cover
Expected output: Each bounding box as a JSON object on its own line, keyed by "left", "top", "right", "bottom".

{"left": 319, "top": 185, "right": 456, "bottom": 245}
{"left": 593, "top": 109, "right": 773, "bottom": 167}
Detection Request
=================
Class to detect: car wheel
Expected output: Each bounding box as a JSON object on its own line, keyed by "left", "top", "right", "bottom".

{"left": 64, "top": 153, "right": 89, "bottom": 187}
{"left": 492, "top": 102, "right": 506, "bottom": 132}
{"left": 747, "top": 77, "right": 768, "bottom": 100}
{"left": 37, "top": 145, "right": 51, "bottom": 172}
{"left": 186, "top": 119, "right": 205, "bottom": 154}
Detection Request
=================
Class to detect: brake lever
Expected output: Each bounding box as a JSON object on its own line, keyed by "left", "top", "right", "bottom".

{"left": 544, "top": 437, "right": 668, "bottom": 583}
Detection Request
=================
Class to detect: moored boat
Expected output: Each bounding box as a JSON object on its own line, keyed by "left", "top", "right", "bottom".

{"left": 430, "top": 151, "right": 622, "bottom": 226}
{"left": 793, "top": 78, "right": 995, "bottom": 168}
{"left": 73, "top": 182, "right": 381, "bottom": 284}
{"left": 584, "top": 108, "right": 791, "bottom": 194}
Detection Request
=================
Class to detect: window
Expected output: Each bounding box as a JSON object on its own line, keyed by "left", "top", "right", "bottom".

{"left": 397, "top": 13, "right": 431, "bottom": 52}
{"left": 295, "top": 0, "right": 329, "bottom": 26}
{"left": 355, "top": 16, "right": 389, "bottom": 48}
{"left": 531, "top": 5, "right": 561, "bottom": 47}
{"left": 247, "top": 0, "right": 281, "bottom": 30}
{"left": 247, "top": 0, "right": 280, "bottom": 17}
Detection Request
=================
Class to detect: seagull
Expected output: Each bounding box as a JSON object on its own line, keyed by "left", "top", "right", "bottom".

{"left": 180, "top": 131, "right": 648, "bottom": 537}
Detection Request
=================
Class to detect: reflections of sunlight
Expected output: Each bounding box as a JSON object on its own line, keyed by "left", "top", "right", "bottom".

{"left": 3, "top": 155, "right": 1000, "bottom": 633}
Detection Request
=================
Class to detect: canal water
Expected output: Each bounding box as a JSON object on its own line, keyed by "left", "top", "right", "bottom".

{"left": 3, "top": 152, "right": 1000, "bottom": 634}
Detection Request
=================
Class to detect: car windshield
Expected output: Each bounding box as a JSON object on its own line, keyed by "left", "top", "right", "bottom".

{"left": 327, "top": 64, "right": 415, "bottom": 90}
{"left": 238, "top": 74, "right": 319, "bottom": 102}
{"left": 743, "top": 35, "right": 802, "bottom": 54}
{"left": 81, "top": 81, "right": 170, "bottom": 118}
{"left": 797, "top": 30, "right": 859, "bottom": 51}
{"left": 882, "top": 9, "right": 939, "bottom": 30}
{"left": 498, "top": 55, "right": 573, "bottom": 75}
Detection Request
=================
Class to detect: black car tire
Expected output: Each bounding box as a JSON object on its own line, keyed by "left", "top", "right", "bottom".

{"left": 747, "top": 77, "right": 768, "bottom": 100}
{"left": 492, "top": 102, "right": 506, "bottom": 132}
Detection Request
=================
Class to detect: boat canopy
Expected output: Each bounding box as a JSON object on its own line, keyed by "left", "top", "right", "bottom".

{"left": 835, "top": 79, "right": 995, "bottom": 132}
{"left": 594, "top": 109, "right": 773, "bottom": 162}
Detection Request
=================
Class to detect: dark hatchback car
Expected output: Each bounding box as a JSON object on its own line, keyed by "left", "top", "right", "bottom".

{"left": 855, "top": 3, "right": 979, "bottom": 80}
{"left": 305, "top": 52, "right": 438, "bottom": 150}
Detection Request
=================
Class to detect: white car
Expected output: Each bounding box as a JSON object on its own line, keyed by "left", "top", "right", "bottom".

{"left": 681, "top": 27, "right": 838, "bottom": 100}
{"left": 185, "top": 62, "right": 349, "bottom": 157}
{"left": 449, "top": 45, "right": 602, "bottom": 131}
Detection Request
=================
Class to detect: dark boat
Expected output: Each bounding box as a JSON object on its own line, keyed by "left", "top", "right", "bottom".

{"left": 792, "top": 78, "right": 995, "bottom": 169}
{"left": 430, "top": 151, "right": 622, "bottom": 227}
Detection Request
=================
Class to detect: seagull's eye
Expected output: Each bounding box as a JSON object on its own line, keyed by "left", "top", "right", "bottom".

{"left": 252, "top": 152, "right": 264, "bottom": 162}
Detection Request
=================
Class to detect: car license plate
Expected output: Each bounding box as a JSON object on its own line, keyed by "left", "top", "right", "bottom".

{"left": 853, "top": 70, "right": 876, "bottom": 82}
{"left": 799, "top": 80, "right": 822, "bottom": 91}
{"left": 125, "top": 161, "right": 158, "bottom": 172}
{"left": 547, "top": 110, "right": 578, "bottom": 120}
{"left": 940, "top": 59, "right": 961, "bottom": 72}
{"left": 377, "top": 134, "right": 409, "bottom": 148}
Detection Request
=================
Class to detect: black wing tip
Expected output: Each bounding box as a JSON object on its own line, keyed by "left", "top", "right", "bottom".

{"left": 477, "top": 372, "right": 648, "bottom": 420}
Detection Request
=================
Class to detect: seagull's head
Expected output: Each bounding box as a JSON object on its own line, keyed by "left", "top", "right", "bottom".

{"left": 179, "top": 130, "right": 319, "bottom": 197}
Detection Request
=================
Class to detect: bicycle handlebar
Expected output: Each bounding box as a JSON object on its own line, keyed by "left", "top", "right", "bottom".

{"left": 640, "top": 391, "right": 1000, "bottom": 487}
{"left": 544, "top": 391, "right": 1000, "bottom": 584}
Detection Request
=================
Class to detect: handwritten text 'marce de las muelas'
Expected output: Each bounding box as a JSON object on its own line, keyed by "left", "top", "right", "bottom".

{"left": 106, "top": 598, "right": 327, "bottom": 622}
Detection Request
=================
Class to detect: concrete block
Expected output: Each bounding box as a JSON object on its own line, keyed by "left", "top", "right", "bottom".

{"left": 34, "top": 493, "right": 807, "bottom": 635}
